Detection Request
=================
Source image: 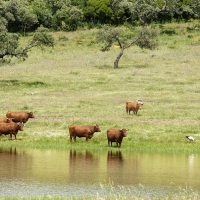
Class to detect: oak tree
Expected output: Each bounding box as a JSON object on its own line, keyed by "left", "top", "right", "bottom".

{"left": 97, "top": 25, "right": 158, "bottom": 68}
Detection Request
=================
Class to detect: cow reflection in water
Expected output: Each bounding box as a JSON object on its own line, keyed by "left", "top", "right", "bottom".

{"left": 0, "top": 147, "right": 28, "bottom": 179}
{"left": 107, "top": 150, "right": 123, "bottom": 165}
{"left": 69, "top": 150, "right": 99, "bottom": 183}
{"left": 0, "top": 147, "right": 17, "bottom": 155}
{"left": 107, "top": 151, "right": 124, "bottom": 182}
{"left": 107, "top": 150, "right": 139, "bottom": 184}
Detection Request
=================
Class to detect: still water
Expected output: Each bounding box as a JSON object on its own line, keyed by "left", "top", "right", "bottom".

{"left": 0, "top": 147, "right": 200, "bottom": 198}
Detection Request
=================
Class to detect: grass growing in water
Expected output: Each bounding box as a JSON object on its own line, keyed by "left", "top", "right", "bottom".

{"left": 0, "top": 182, "right": 200, "bottom": 200}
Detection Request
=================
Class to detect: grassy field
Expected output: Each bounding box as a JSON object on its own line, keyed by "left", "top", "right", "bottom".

{"left": 0, "top": 22, "right": 200, "bottom": 152}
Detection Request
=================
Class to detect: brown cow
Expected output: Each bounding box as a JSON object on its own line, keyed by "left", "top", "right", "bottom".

{"left": 6, "top": 111, "right": 35, "bottom": 123}
{"left": 0, "top": 117, "right": 12, "bottom": 123}
{"left": 126, "top": 100, "right": 143, "bottom": 115}
{"left": 69, "top": 124, "right": 101, "bottom": 142}
{"left": 107, "top": 128, "right": 128, "bottom": 148}
{"left": 0, "top": 122, "right": 24, "bottom": 139}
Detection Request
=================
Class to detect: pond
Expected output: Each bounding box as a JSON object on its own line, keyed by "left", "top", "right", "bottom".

{"left": 0, "top": 147, "right": 200, "bottom": 198}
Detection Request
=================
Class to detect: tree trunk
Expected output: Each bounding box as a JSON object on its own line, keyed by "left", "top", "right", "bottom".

{"left": 114, "top": 48, "right": 124, "bottom": 68}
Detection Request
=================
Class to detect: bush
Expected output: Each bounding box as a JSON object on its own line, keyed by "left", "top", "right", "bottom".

{"left": 160, "top": 28, "right": 176, "bottom": 35}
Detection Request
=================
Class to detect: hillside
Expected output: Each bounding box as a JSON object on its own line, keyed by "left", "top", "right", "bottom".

{"left": 0, "top": 22, "right": 200, "bottom": 151}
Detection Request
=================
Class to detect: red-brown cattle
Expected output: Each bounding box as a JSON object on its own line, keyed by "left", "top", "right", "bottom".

{"left": 0, "top": 122, "right": 24, "bottom": 139}
{"left": 107, "top": 128, "right": 128, "bottom": 148}
{"left": 126, "top": 100, "right": 143, "bottom": 115}
{"left": 6, "top": 111, "right": 35, "bottom": 123}
{"left": 69, "top": 124, "right": 101, "bottom": 142}
{"left": 0, "top": 117, "right": 12, "bottom": 123}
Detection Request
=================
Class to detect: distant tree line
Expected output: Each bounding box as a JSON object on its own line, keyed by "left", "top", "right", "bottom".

{"left": 0, "top": 0, "right": 200, "bottom": 33}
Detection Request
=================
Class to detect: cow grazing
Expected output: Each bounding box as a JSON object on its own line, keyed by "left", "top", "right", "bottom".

{"left": 0, "top": 122, "right": 24, "bottom": 139}
{"left": 69, "top": 124, "right": 101, "bottom": 142}
{"left": 0, "top": 117, "right": 12, "bottom": 123}
{"left": 107, "top": 128, "right": 128, "bottom": 148}
{"left": 6, "top": 111, "right": 35, "bottom": 123}
{"left": 126, "top": 100, "right": 143, "bottom": 115}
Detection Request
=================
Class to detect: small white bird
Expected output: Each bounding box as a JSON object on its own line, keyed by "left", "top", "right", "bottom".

{"left": 186, "top": 136, "right": 195, "bottom": 141}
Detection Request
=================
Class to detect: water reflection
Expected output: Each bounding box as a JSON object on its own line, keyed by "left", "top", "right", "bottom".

{"left": 0, "top": 148, "right": 200, "bottom": 197}
{"left": 107, "top": 150, "right": 141, "bottom": 185}
{"left": 69, "top": 149, "right": 99, "bottom": 183}
{"left": 0, "top": 147, "right": 17, "bottom": 154}
{"left": 0, "top": 147, "right": 28, "bottom": 179}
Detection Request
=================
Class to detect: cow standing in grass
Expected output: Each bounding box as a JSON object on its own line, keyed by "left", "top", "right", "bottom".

{"left": 126, "top": 100, "right": 143, "bottom": 115}
{"left": 0, "top": 122, "right": 24, "bottom": 139}
{"left": 69, "top": 124, "right": 101, "bottom": 142}
{"left": 6, "top": 111, "right": 35, "bottom": 123}
{"left": 107, "top": 128, "right": 128, "bottom": 148}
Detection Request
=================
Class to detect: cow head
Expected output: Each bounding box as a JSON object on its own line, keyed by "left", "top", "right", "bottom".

{"left": 120, "top": 129, "right": 128, "bottom": 137}
{"left": 28, "top": 112, "right": 35, "bottom": 118}
{"left": 136, "top": 100, "right": 143, "bottom": 109}
{"left": 18, "top": 122, "right": 24, "bottom": 131}
{"left": 94, "top": 124, "right": 101, "bottom": 132}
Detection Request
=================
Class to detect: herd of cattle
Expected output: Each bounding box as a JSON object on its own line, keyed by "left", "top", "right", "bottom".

{"left": 0, "top": 100, "right": 144, "bottom": 147}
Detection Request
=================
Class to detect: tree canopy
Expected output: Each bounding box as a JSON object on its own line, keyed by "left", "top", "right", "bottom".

{"left": 0, "top": 27, "right": 54, "bottom": 60}
{"left": 97, "top": 25, "right": 158, "bottom": 68}
{"left": 0, "top": 0, "right": 199, "bottom": 32}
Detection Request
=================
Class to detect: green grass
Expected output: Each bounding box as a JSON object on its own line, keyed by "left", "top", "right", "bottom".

{"left": 0, "top": 22, "right": 200, "bottom": 152}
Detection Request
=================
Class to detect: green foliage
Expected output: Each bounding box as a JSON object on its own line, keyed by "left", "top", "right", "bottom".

{"left": 1, "top": 0, "right": 38, "bottom": 32}
{"left": 17, "top": 0, "right": 38, "bottom": 34}
{"left": 160, "top": 27, "right": 176, "bottom": 35}
{"left": 49, "top": 0, "right": 83, "bottom": 31}
{"left": 0, "top": 31, "right": 19, "bottom": 58}
{"left": 1, "top": 0, "right": 200, "bottom": 31}
{"left": 191, "top": 0, "right": 200, "bottom": 18}
{"left": 32, "top": 0, "right": 52, "bottom": 27}
{"left": 31, "top": 27, "right": 54, "bottom": 47}
{"left": 0, "top": 27, "right": 54, "bottom": 60}
{"left": 97, "top": 25, "right": 121, "bottom": 51}
{"left": 136, "top": 27, "right": 158, "bottom": 49}
{"left": 0, "top": 16, "right": 7, "bottom": 32}
{"left": 97, "top": 25, "right": 158, "bottom": 67}
{"left": 84, "top": 0, "right": 113, "bottom": 24}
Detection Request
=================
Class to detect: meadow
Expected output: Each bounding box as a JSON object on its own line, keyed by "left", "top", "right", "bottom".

{"left": 0, "top": 22, "right": 200, "bottom": 152}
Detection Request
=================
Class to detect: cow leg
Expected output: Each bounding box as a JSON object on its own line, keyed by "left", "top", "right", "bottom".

{"left": 74, "top": 136, "right": 76, "bottom": 142}
{"left": 9, "top": 132, "right": 12, "bottom": 140}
